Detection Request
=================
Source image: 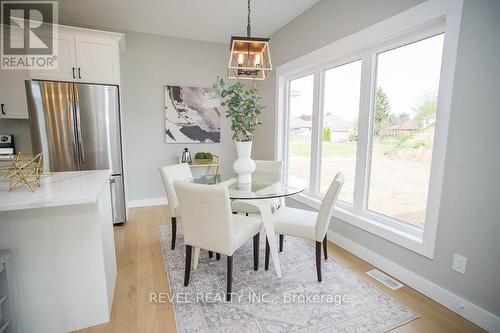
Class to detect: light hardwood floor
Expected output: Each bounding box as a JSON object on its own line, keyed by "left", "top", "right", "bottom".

{"left": 78, "top": 205, "right": 484, "bottom": 333}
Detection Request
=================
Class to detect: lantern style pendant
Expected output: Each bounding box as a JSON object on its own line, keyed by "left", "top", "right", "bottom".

{"left": 227, "top": 0, "right": 272, "bottom": 80}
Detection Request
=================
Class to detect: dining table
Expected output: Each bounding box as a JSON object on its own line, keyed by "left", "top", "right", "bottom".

{"left": 190, "top": 172, "right": 306, "bottom": 278}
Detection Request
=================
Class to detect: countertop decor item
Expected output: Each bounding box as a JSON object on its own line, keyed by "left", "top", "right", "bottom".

{"left": 2, "top": 152, "right": 43, "bottom": 192}
{"left": 227, "top": 0, "right": 272, "bottom": 80}
{"left": 181, "top": 148, "right": 192, "bottom": 164}
{"left": 165, "top": 86, "right": 221, "bottom": 143}
{"left": 213, "top": 78, "right": 264, "bottom": 183}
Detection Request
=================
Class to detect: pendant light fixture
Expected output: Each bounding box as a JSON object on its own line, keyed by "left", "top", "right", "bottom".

{"left": 227, "top": 0, "right": 272, "bottom": 80}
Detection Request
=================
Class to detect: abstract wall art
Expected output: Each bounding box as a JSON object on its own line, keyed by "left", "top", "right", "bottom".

{"left": 165, "top": 85, "right": 221, "bottom": 143}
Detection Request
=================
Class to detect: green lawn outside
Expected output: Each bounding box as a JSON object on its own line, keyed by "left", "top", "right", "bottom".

{"left": 290, "top": 138, "right": 400, "bottom": 157}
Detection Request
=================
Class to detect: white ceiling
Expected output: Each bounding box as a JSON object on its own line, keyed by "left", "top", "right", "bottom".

{"left": 58, "top": 0, "right": 320, "bottom": 44}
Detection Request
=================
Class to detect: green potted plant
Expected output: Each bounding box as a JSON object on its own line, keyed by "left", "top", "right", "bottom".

{"left": 194, "top": 152, "right": 214, "bottom": 164}
{"left": 213, "top": 78, "right": 264, "bottom": 183}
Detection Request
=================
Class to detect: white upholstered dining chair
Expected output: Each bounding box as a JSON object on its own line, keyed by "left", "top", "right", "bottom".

{"left": 266, "top": 172, "right": 344, "bottom": 282}
{"left": 159, "top": 163, "right": 193, "bottom": 250}
{"left": 174, "top": 181, "right": 262, "bottom": 301}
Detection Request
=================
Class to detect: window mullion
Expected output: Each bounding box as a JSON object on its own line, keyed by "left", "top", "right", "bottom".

{"left": 282, "top": 79, "right": 291, "bottom": 184}
{"left": 309, "top": 69, "right": 323, "bottom": 195}
{"left": 353, "top": 52, "right": 375, "bottom": 212}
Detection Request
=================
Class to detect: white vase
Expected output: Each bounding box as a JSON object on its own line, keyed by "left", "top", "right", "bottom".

{"left": 233, "top": 141, "right": 256, "bottom": 184}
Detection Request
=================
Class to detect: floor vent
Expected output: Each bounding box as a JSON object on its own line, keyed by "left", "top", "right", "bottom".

{"left": 367, "top": 269, "right": 404, "bottom": 290}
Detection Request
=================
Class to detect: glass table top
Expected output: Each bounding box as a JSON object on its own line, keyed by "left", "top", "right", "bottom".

{"left": 191, "top": 172, "right": 307, "bottom": 200}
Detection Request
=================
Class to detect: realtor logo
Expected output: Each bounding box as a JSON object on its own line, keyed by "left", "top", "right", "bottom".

{"left": 1, "top": 0, "right": 58, "bottom": 69}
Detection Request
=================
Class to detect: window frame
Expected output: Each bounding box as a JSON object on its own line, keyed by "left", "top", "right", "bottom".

{"left": 364, "top": 31, "right": 446, "bottom": 225}
{"left": 275, "top": 0, "right": 464, "bottom": 259}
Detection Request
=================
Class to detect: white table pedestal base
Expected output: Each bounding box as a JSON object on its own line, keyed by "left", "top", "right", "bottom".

{"left": 240, "top": 199, "right": 282, "bottom": 278}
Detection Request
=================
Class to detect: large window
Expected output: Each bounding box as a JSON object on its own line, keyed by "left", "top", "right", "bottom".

{"left": 277, "top": 12, "right": 459, "bottom": 257}
{"left": 284, "top": 34, "right": 444, "bottom": 221}
{"left": 368, "top": 34, "right": 444, "bottom": 227}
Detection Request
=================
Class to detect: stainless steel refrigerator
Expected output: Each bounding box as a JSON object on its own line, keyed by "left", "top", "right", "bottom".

{"left": 25, "top": 80, "right": 126, "bottom": 224}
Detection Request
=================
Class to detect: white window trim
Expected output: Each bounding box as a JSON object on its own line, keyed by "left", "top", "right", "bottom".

{"left": 276, "top": 0, "right": 463, "bottom": 259}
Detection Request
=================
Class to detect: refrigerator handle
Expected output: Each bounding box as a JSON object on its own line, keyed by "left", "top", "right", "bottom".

{"left": 74, "top": 86, "right": 85, "bottom": 163}
{"left": 68, "top": 85, "right": 79, "bottom": 165}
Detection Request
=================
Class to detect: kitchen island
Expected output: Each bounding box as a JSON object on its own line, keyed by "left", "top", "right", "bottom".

{"left": 0, "top": 170, "right": 117, "bottom": 332}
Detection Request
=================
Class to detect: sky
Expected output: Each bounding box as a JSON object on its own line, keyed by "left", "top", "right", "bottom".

{"left": 289, "top": 33, "right": 445, "bottom": 124}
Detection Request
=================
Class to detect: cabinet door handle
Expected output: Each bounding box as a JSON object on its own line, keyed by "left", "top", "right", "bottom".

{"left": 78, "top": 68, "right": 82, "bottom": 80}
{"left": 72, "top": 67, "right": 76, "bottom": 79}
{"left": 1, "top": 104, "right": 5, "bottom": 115}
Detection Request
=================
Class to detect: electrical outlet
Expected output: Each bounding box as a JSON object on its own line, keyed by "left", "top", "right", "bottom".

{"left": 452, "top": 253, "right": 467, "bottom": 274}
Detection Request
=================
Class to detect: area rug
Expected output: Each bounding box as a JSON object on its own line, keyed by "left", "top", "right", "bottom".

{"left": 157, "top": 224, "right": 418, "bottom": 332}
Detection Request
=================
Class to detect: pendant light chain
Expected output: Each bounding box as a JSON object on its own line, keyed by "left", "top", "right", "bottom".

{"left": 247, "top": 0, "right": 251, "bottom": 37}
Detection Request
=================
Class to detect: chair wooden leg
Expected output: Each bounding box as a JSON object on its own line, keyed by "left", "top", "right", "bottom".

{"left": 315, "top": 241, "right": 322, "bottom": 282}
{"left": 171, "top": 217, "right": 177, "bottom": 250}
{"left": 265, "top": 237, "right": 270, "bottom": 271}
{"left": 184, "top": 245, "right": 192, "bottom": 286}
{"left": 253, "top": 233, "right": 260, "bottom": 271}
{"left": 226, "top": 255, "right": 233, "bottom": 301}
{"left": 323, "top": 234, "right": 328, "bottom": 260}
{"left": 279, "top": 234, "right": 284, "bottom": 252}
{"left": 208, "top": 251, "right": 213, "bottom": 258}
{"left": 216, "top": 253, "right": 221, "bottom": 261}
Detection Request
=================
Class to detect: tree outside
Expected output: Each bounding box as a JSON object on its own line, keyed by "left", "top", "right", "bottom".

{"left": 374, "top": 87, "right": 392, "bottom": 135}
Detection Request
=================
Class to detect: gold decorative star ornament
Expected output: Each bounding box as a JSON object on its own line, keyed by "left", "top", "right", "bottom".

{"left": 2, "top": 152, "right": 43, "bottom": 192}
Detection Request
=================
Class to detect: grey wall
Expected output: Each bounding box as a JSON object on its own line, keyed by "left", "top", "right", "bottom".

{"left": 255, "top": 0, "right": 500, "bottom": 316}
{"left": 120, "top": 31, "right": 235, "bottom": 201}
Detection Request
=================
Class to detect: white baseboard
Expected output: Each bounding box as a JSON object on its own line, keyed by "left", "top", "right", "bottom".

{"left": 328, "top": 230, "right": 500, "bottom": 332}
{"left": 127, "top": 197, "right": 167, "bottom": 208}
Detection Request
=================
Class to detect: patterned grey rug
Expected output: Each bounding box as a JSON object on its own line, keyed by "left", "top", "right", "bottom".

{"left": 158, "top": 224, "right": 418, "bottom": 332}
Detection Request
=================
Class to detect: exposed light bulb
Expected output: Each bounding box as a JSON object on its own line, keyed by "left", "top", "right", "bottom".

{"left": 237, "top": 53, "right": 245, "bottom": 65}
{"left": 254, "top": 54, "right": 261, "bottom": 67}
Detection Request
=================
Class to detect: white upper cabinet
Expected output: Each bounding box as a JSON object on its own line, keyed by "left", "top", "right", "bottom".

{"left": 74, "top": 34, "right": 120, "bottom": 84}
{"left": 0, "top": 30, "right": 30, "bottom": 119}
{"left": 0, "top": 69, "right": 30, "bottom": 119}
{"left": 1, "top": 25, "right": 123, "bottom": 119}
{"left": 30, "top": 26, "right": 123, "bottom": 85}
{"left": 29, "top": 31, "right": 77, "bottom": 82}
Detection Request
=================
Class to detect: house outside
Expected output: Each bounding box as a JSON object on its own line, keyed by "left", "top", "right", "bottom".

{"left": 382, "top": 119, "right": 420, "bottom": 137}
{"left": 290, "top": 114, "right": 355, "bottom": 143}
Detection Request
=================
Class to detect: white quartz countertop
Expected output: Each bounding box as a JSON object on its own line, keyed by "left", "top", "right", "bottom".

{"left": 0, "top": 170, "right": 112, "bottom": 212}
